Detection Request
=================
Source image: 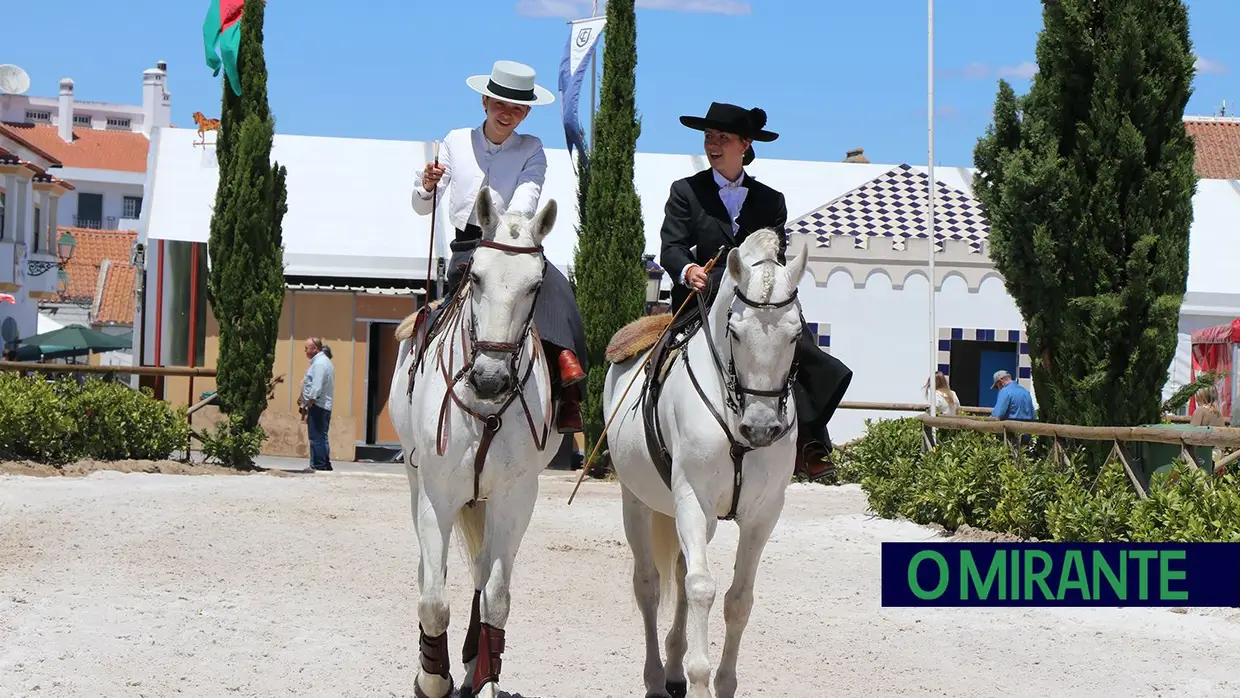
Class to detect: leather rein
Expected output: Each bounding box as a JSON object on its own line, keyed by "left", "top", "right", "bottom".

{"left": 411, "top": 237, "right": 554, "bottom": 508}
{"left": 678, "top": 275, "right": 801, "bottom": 521}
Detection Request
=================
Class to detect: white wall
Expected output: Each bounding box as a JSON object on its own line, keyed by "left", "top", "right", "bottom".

{"left": 800, "top": 270, "right": 1029, "bottom": 443}
{"left": 58, "top": 180, "right": 145, "bottom": 229}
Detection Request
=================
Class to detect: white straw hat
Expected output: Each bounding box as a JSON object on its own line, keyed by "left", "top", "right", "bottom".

{"left": 466, "top": 60, "right": 555, "bottom": 106}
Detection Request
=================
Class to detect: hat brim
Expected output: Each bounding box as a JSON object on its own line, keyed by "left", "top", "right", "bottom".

{"left": 466, "top": 75, "right": 556, "bottom": 106}
{"left": 679, "top": 115, "right": 778, "bottom": 142}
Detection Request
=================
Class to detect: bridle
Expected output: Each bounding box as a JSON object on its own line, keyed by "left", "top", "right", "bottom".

{"left": 678, "top": 263, "right": 802, "bottom": 520}
{"left": 425, "top": 237, "right": 554, "bottom": 507}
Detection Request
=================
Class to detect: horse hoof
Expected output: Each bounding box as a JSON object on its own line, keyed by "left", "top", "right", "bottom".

{"left": 412, "top": 678, "right": 454, "bottom": 698}
{"left": 665, "top": 680, "right": 688, "bottom": 698}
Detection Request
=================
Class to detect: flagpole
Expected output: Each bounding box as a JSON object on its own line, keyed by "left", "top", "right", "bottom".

{"left": 590, "top": 0, "right": 598, "bottom": 145}
{"left": 927, "top": 0, "right": 938, "bottom": 419}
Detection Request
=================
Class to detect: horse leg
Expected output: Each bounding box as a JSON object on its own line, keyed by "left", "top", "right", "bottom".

{"left": 455, "top": 501, "right": 487, "bottom": 698}
{"left": 674, "top": 487, "right": 719, "bottom": 698}
{"left": 713, "top": 502, "right": 782, "bottom": 698}
{"left": 621, "top": 484, "right": 670, "bottom": 697}
{"left": 411, "top": 483, "right": 456, "bottom": 698}
{"left": 471, "top": 474, "right": 540, "bottom": 698}
{"left": 663, "top": 546, "right": 689, "bottom": 698}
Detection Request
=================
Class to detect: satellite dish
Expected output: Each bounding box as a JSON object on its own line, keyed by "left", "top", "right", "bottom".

{"left": 0, "top": 65, "right": 31, "bottom": 95}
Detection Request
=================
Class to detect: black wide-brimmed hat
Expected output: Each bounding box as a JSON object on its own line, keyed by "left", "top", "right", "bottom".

{"left": 680, "top": 102, "right": 779, "bottom": 142}
{"left": 680, "top": 102, "right": 778, "bottom": 165}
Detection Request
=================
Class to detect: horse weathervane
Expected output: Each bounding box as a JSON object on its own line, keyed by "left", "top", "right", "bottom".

{"left": 192, "top": 111, "right": 221, "bottom": 147}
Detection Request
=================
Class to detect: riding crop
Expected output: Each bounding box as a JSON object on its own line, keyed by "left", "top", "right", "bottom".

{"left": 566, "top": 249, "right": 725, "bottom": 505}
{"left": 423, "top": 141, "right": 441, "bottom": 300}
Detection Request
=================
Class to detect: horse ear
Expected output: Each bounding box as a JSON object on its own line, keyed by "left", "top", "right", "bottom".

{"left": 475, "top": 187, "right": 503, "bottom": 239}
{"left": 788, "top": 241, "right": 809, "bottom": 284}
{"left": 726, "top": 247, "right": 745, "bottom": 284}
{"left": 531, "top": 199, "right": 557, "bottom": 243}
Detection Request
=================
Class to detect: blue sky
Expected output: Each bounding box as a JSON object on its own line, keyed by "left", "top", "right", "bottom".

{"left": 2, "top": 0, "right": 1236, "bottom": 167}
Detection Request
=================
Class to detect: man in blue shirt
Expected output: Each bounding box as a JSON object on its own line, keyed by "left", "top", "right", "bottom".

{"left": 991, "top": 370, "right": 1036, "bottom": 421}
{"left": 300, "top": 337, "right": 335, "bottom": 471}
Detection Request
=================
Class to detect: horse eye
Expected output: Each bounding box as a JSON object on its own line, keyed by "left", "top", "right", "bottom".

{"left": 470, "top": 272, "right": 481, "bottom": 287}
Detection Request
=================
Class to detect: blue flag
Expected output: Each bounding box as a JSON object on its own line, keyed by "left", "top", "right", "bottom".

{"left": 558, "top": 16, "right": 605, "bottom": 168}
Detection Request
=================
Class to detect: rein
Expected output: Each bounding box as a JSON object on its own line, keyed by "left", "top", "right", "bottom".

{"left": 681, "top": 274, "right": 801, "bottom": 521}
{"left": 418, "top": 237, "right": 554, "bottom": 507}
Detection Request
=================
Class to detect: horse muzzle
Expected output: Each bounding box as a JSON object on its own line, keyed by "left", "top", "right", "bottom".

{"left": 467, "top": 357, "right": 514, "bottom": 402}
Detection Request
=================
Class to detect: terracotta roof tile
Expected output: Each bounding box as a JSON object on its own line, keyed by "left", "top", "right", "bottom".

{"left": 1185, "top": 117, "right": 1240, "bottom": 180}
{"left": 60, "top": 227, "right": 137, "bottom": 302}
{"left": 0, "top": 122, "right": 148, "bottom": 172}
{"left": 95, "top": 262, "right": 136, "bottom": 326}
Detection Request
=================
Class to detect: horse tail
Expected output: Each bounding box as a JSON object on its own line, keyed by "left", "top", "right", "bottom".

{"left": 455, "top": 502, "right": 487, "bottom": 576}
{"left": 650, "top": 510, "right": 681, "bottom": 611}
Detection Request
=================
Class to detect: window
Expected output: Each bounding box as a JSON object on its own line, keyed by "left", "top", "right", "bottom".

{"left": 122, "top": 196, "right": 142, "bottom": 219}
{"left": 25, "top": 110, "right": 51, "bottom": 123}
{"left": 32, "top": 207, "right": 40, "bottom": 253}
{"left": 166, "top": 240, "right": 207, "bottom": 367}
{"left": 105, "top": 117, "right": 131, "bottom": 131}
{"left": 76, "top": 193, "right": 104, "bottom": 229}
{"left": 73, "top": 114, "right": 91, "bottom": 127}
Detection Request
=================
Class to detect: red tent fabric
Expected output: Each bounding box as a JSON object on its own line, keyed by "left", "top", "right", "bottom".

{"left": 1190, "top": 318, "right": 1239, "bottom": 419}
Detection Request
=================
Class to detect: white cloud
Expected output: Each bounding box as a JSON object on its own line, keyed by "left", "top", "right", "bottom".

{"left": 516, "top": 0, "right": 751, "bottom": 18}
{"left": 1194, "top": 53, "right": 1228, "bottom": 75}
{"left": 996, "top": 61, "right": 1038, "bottom": 80}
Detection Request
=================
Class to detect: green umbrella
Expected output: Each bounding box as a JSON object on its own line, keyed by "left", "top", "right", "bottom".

{"left": 18, "top": 324, "right": 132, "bottom": 358}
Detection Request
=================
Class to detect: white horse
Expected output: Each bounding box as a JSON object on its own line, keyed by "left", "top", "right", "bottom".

{"left": 602, "top": 230, "right": 809, "bottom": 698}
{"left": 388, "top": 187, "right": 558, "bottom": 698}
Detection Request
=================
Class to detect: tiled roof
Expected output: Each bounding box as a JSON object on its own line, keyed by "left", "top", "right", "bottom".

{"left": 1185, "top": 117, "right": 1240, "bottom": 180}
{"left": 0, "top": 122, "right": 148, "bottom": 172}
{"left": 786, "top": 163, "right": 991, "bottom": 252}
{"left": 60, "top": 227, "right": 137, "bottom": 302}
{"left": 94, "top": 261, "right": 136, "bottom": 325}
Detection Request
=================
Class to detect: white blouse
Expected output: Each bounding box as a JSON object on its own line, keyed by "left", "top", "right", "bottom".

{"left": 412, "top": 122, "right": 548, "bottom": 231}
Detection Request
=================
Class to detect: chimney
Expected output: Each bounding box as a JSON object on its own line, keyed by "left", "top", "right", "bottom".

{"left": 141, "top": 63, "right": 170, "bottom": 136}
{"left": 844, "top": 147, "right": 869, "bottom": 164}
{"left": 58, "top": 78, "right": 74, "bottom": 142}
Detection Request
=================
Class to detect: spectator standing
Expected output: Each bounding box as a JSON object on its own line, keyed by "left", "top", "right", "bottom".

{"left": 300, "top": 337, "right": 335, "bottom": 471}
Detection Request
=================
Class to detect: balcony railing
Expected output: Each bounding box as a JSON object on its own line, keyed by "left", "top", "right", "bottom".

{"left": 73, "top": 216, "right": 120, "bottom": 230}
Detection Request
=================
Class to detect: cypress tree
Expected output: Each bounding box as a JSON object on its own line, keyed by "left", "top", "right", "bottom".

{"left": 972, "top": 0, "right": 1196, "bottom": 431}
{"left": 572, "top": 0, "right": 645, "bottom": 473}
{"left": 205, "top": 0, "right": 289, "bottom": 467}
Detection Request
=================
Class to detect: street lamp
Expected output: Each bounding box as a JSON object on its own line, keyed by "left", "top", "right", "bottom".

{"left": 27, "top": 230, "right": 78, "bottom": 277}
{"left": 57, "top": 230, "right": 76, "bottom": 264}
{"left": 643, "top": 254, "right": 664, "bottom": 313}
{"left": 56, "top": 268, "right": 69, "bottom": 295}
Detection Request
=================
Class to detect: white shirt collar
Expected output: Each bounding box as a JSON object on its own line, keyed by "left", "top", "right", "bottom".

{"left": 712, "top": 168, "right": 746, "bottom": 189}
{"left": 475, "top": 120, "right": 512, "bottom": 154}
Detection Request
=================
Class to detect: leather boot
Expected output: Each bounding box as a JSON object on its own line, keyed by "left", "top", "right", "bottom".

{"left": 556, "top": 383, "right": 583, "bottom": 434}
{"left": 557, "top": 349, "right": 586, "bottom": 387}
{"left": 795, "top": 438, "right": 835, "bottom": 482}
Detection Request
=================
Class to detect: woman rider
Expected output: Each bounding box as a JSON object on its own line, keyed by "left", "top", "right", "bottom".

{"left": 412, "top": 60, "right": 588, "bottom": 434}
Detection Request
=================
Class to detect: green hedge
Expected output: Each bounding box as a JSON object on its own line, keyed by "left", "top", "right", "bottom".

{"left": 833, "top": 417, "right": 1240, "bottom": 543}
{"left": 0, "top": 372, "right": 189, "bottom": 464}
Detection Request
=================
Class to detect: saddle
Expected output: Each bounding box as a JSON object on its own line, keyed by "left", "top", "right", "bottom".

{"left": 638, "top": 315, "right": 702, "bottom": 492}
{"left": 404, "top": 287, "right": 468, "bottom": 399}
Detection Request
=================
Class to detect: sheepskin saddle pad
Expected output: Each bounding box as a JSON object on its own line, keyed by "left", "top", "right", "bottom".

{"left": 605, "top": 314, "right": 674, "bottom": 364}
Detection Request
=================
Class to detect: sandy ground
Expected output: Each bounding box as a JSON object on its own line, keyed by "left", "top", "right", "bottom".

{"left": 3, "top": 469, "right": 1240, "bottom": 698}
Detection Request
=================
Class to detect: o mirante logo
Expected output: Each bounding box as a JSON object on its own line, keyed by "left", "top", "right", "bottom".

{"left": 880, "top": 542, "right": 1240, "bottom": 607}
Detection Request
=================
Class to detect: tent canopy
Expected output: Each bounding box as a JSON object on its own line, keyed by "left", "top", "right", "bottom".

{"left": 1191, "top": 318, "right": 1240, "bottom": 345}
{"left": 17, "top": 324, "right": 132, "bottom": 359}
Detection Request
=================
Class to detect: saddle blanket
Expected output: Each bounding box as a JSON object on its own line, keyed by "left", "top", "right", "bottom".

{"left": 605, "top": 314, "right": 674, "bottom": 364}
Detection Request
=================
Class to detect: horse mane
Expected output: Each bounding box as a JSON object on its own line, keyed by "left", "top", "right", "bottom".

{"left": 736, "top": 229, "right": 783, "bottom": 304}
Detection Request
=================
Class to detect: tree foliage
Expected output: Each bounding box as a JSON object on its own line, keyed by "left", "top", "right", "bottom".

{"left": 572, "top": 0, "right": 646, "bottom": 470}
{"left": 972, "top": 0, "right": 1197, "bottom": 429}
{"left": 205, "top": 0, "right": 289, "bottom": 467}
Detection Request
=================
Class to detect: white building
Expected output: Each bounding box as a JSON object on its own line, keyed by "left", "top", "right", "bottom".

{"left": 138, "top": 120, "right": 1240, "bottom": 446}
{"left": 0, "top": 61, "right": 167, "bottom": 358}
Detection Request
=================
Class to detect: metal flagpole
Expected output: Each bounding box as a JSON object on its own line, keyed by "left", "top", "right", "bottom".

{"left": 590, "top": 0, "right": 598, "bottom": 142}
{"left": 927, "top": 0, "right": 938, "bottom": 419}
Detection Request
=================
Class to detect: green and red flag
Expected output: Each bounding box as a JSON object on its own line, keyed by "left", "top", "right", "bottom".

{"left": 203, "top": 0, "right": 245, "bottom": 95}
